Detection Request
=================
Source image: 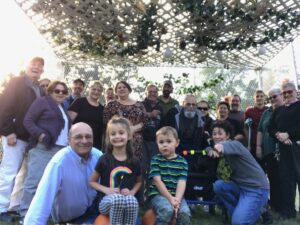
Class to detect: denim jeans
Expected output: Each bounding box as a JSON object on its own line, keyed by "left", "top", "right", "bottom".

{"left": 150, "top": 195, "right": 191, "bottom": 225}
{"left": 213, "top": 180, "right": 268, "bottom": 225}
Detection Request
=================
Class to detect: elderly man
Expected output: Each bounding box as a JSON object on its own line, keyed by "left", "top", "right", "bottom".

{"left": 158, "top": 80, "right": 179, "bottom": 117}
{"left": 63, "top": 78, "right": 85, "bottom": 109}
{"left": 162, "top": 94, "right": 206, "bottom": 156}
{"left": 0, "top": 57, "right": 44, "bottom": 222}
{"left": 141, "top": 84, "right": 163, "bottom": 181}
{"left": 24, "top": 122, "right": 102, "bottom": 225}
{"left": 228, "top": 94, "right": 245, "bottom": 123}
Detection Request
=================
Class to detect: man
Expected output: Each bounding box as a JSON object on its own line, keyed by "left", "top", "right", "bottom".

{"left": 228, "top": 94, "right": 245, "bottom": 123}
{"left": 0, "top": 57, "right": 44, "bottom": 222}
{"left": 24, "top": 122, "right": 102, "bottom": 225}
{"left": 38, "top": 78, "right": 51, "bottom": 93}
{"left": 141, "top": 84, "right": 163, "bottom": 182}
{"left": 162, "top": 94, "right": 206, "bottom": 157}
{"left": 157, "top": 80, "right": 179, "bottom": 117}
{"left": 63, "top": 78, "right": 85, "bottom": 109}
{"left": 105, "top": 87, "right": 116, "bottom": 104}
{"left": 245, "top": 90, "right": 267, "bottom": 160}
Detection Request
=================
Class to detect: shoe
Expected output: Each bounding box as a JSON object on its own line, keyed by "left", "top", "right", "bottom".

{"left": 0, "top": 212, "right": 14, "bottom": 222}
{"left": 19, "top": 216, "right": 24, "bottom": 224}
{"left": 262, "top": 210, "right": 273, "bottom": 225}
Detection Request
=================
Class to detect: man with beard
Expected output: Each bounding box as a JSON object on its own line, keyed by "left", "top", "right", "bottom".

{"left": 162, "top": 94, "right": 206, "bottom": 157}
{"left": 158, "top": 80, "right": 179, "bottom": 117}
{"left": 63, "top": 78, "right": 85, "bottom": 109}
{"left": 228, "top": 94, "right": 245, "bottom": 123}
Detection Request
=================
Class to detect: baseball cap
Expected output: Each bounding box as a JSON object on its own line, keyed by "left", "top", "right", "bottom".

{"left": 163, "top": 80, "right": 173, "bottom": 88}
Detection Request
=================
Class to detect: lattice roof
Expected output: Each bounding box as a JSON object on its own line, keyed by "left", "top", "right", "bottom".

{"left": 16, "top": 0, "right": 300, "bottom": 69}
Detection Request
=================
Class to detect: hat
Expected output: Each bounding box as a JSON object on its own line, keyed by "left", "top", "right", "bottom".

{"left": 73, "top": 78, "right": 85, "bottom": 86}
{"left": 163, "top": 80, "right": 173, "bottom": 88}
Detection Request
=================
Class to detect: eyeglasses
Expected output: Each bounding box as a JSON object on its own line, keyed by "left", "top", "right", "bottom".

{"left": 268, "top": 95, "right": 278, "bottom": 101}
{"left": 198, "top": 107, "right": 208, "bottom": 111}
{"left": 282, "top": 90, "right": 294, "bottom": 96}
{"left": 53, "top": 89, "right": 68, "bottom": 95}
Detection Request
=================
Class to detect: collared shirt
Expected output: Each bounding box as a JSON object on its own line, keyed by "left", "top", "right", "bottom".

{"left": 24, "top": 146, "right": 102, "bottom": 225}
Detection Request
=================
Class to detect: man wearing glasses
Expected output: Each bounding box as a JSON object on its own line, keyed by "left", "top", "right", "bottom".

{"left": 0, "top": 57, "right": 44, "bottom": 222}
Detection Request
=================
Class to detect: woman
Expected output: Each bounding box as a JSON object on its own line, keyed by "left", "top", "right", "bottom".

{"left": 268, "top": 81, "right": 300, "bottom": 219}
{"left": 20, "top": 81, "right": 71, "bottom": 219}
{"left": 215, "top": 101, "right": 245, "bottom": 142}
{"left": 68, "top": 81, "right": 104, "bottom": 150}
{"left": 103, "top": 81, "right": 148, "bottom": 159}
{"left": 256, "top": 88, "right": 283, "bottom": 213}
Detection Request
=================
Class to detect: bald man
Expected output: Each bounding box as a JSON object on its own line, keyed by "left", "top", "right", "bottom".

{"left": 24, "top": 123, "right": 102, "bottom": 225}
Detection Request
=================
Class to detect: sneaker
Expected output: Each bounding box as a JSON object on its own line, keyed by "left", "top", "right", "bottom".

{"left": 0, "top": 212, "right": 14, "bottom": 222}
{"left": 262, "top": 210, "right": 273, "bottom": 225}
{"left": 19, "top": 216, "right": 24, "bottom": 225}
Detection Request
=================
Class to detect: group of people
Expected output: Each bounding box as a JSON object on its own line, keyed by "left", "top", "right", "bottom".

{"left": 0, "top": 56, "right": 299, "bottom": 225}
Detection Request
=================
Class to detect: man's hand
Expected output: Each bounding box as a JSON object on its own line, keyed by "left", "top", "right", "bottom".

{"left": 149, "top": 110, "right": 161, "bottom": 118}
{"left": 208, "top": 150, "right": 220, "bottom": 158}
{"left": 7, "top": 133, "right": 17, "bottom": 146}
{"left": 256, "top": 146, "right": 262, "bottom": 159}
{"left": 276, "top": 132, "right": 289, "bottom": 143}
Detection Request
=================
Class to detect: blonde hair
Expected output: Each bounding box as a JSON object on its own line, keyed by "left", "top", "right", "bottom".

{"left": 156, "top": 126, "right": 179, "bottom": 140}
{"left": 88, "top": 80, "right": 103, "bottom": 92}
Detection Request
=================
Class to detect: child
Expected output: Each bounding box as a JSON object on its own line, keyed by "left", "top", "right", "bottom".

{"left": 208, "top": 121, "right": 269, "bottom": 225}
{"left": 148, "top": 126, "right": 191, "bottom": 224}
{"left": 89, "top": 116, "right": 142, "bottom": 225}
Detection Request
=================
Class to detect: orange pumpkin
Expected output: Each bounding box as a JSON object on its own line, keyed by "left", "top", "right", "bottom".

{"left": 142, "top": 209, "right": 176, "bottom": 225}
{"left": 94, "top": 214, "right": 110, "bottom": 225}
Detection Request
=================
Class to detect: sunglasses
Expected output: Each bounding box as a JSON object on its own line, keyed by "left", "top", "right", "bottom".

{"left": 198, "top": 107, "right": 208, "bottom": 111}
{"left": 53, "top": 89, "right": 68, "bottom": 95}
{"left": 282, "top": 90, "right": 294, "bottom": 95}
{"left": 268, "top": 95, "right": 278, "bottom": 100}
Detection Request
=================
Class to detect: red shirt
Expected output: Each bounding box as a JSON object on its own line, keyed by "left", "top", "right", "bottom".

{"left": 245, "top": 106, "right": 267, "bottom": 146}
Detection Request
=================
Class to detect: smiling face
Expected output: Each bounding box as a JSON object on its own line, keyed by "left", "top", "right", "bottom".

{"left": 230, "top": 96, "right": 241, "bottom": 111}
{"left": 212, "top": 127, "right": 230, "bottom": 144}
{"left": 254, "top": 91, "right": 265, "bottom": 106}
{"left": 217, "top": 104, "right": 229, "bottom": 120}
{"left": 72, "top": 81, "right": 84, "bottom": 97}
{"left": 156, "top": 133, "right": 179, "bottom": 159}
{"left": 89, "top": 83, "right": 102, "bottom": 101}
{"left": 49, "top": 83, "right": 68, "bottom": 104}
{"left": 282, "top": 87, "right": 297, "bottom": 105}
{"left": 116, "top": 82, "right": 130, "bottom": 99}
{"left": 69, "top": 123, "right": 93, "bottom": 160}
{"left": 26, "top": 58, "right": 44, "bottom": 82}
{"left": 108, "top": 123, "right": 130, "bottom": 149}
{"left": 146, "top": 85, "right": 158, "bottom": 102}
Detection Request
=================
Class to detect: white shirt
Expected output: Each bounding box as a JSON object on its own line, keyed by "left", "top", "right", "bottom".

{"left": 24, "top": 146, "right": 102, "bottom": 225}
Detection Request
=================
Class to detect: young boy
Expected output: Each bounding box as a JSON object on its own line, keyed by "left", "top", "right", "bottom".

{"left": 208, "top": 121, "right": 269, "bottom": 225}
{"left": 148, "top": 126, "right": 191, "bottom": 224}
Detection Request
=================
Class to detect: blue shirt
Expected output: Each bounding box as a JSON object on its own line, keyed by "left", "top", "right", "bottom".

{"left": 24, "top": 146, "right": 102, "bottom": 225}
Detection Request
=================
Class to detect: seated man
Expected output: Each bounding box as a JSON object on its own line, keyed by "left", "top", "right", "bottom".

{"left": 24, "top": 122, "right": 102, "bottom": 225}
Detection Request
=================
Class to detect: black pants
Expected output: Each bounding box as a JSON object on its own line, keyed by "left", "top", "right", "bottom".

{"left": 263, "top": 153, "right": 281, "bottom": 212}
{"left": 278, "top": 142, "right": 300, "bottom": 218}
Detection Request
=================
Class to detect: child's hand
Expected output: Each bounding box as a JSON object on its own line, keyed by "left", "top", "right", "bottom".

{"left": 105, "top": 187, "right": 120, "bottom": 195}
{"left": 120, "top": 188, "right": 131, "bottom": 196}
{"left": 168, "top": 196, "right": 180, "bottom": 209}
{"left": 214, "top": 144, "right": 224, "bottom": 155}
{"left": 208, "top": 150, "right": 220, "bottom": 158}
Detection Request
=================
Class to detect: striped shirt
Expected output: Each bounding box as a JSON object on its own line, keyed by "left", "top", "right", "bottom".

{"left": 148, "top": 154, "right": 188, "bottom": 197}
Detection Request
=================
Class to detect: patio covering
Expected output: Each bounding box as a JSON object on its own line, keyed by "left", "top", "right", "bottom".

{"left": 15, "top": 0, "right": 300, "bottom": 68}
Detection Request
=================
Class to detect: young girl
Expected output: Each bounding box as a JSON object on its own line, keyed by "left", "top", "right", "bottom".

{"left": 208, "top": 121, "right": 269, "bottom": 225}
{"left": 90, "top": 116, "right": 142, "bottom": 225}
